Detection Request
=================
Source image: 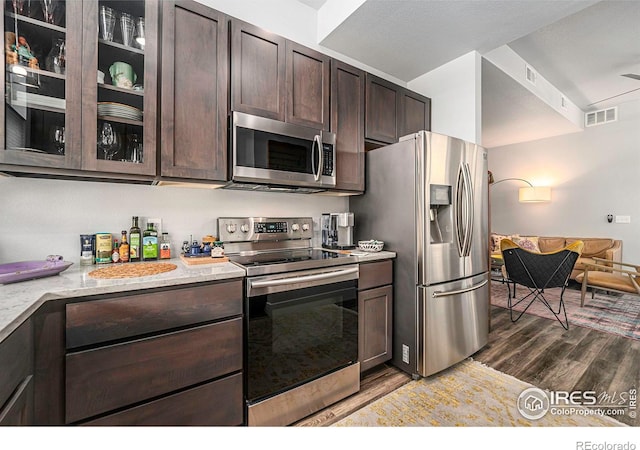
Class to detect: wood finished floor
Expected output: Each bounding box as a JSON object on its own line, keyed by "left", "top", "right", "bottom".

{"left": 294, "top": 304, "right": 639, "bottom": 427}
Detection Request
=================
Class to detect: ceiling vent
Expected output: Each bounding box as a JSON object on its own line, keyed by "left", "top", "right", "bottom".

{"left": 525, "top": 65, "right": 536, "bottom": 85}
{"left": 584, "top": 107, "right": 617, "bottom": 127}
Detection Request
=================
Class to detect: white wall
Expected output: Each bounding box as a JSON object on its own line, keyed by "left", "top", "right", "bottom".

{"left": 488, "top": 99, "right": 640, "bottom": 262}
{"left": 407, "top": 51, "right": 482, "bottom": 144}
{"left": 0, "top": 178, "right": 347, "bottom": 264}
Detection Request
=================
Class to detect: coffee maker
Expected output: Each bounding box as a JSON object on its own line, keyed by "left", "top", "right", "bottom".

{"left": 321, "top": 212, "right": 355, "bottom": 250}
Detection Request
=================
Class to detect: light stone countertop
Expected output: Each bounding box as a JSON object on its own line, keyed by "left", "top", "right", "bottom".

{"left": 0, "top": 258, "right": 246, "bottom": 343}
{"left": 318, "top": 248, "right": 397, "bottom": 262}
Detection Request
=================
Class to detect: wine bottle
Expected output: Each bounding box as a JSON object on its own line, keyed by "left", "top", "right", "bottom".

{"left": 129, "top": 216, "right": 141, "bottom": 262}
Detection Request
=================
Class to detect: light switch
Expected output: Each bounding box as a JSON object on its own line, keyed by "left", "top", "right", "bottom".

{"left": 615, "top": 215, "right": 631, "bottom": 224}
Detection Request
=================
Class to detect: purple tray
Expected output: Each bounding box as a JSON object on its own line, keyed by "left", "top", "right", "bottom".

{"left": 0, "top": 255, "right": 73, "bottom": 284}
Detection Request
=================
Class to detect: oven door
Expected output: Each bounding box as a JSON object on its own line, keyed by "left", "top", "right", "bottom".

{"left": 232, "top": 111, "right": 336, "bottom": 188}
{"left": 245, "top": 266, "right": 358, "bottom": 404}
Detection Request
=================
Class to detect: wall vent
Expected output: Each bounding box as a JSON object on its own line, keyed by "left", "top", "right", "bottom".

{"left": 525, "top": 65, "right": 536, "bottom": 85}
{"left": 585, "top": 107, "right": 617, "bottom": 127}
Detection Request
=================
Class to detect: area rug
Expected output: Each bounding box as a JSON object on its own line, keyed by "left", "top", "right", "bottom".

{"left": 490, "top": 281, "right": 640, "bottom": 340}
{"left": 332, "top": 359, "right": 626, "bottom": 427}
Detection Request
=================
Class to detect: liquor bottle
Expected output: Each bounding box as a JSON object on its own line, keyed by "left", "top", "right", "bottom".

{"left": 119, "top": 230, "right": 130, "bottom": 263}
{"left": 111, "top": 240, "right": 120, "bottom": 263}
{"left": 129, "top": 216, "right": 141, "bottom": 262}
{"left": 142, "top": 221, "right": 158, "bottom": 261}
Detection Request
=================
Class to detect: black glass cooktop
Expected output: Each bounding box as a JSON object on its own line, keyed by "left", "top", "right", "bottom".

{"left": 228, "top": 249, "right": 356, "bottom": 276}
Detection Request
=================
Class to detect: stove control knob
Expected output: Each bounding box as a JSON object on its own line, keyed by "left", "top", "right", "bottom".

{"left": 226, "top": 224, "right": 237, "bottom": 234}
{"left": 240, "top": 224, "right": 250, "bottom": 233}
{"left": 302, "top": 223, "right": 310, "bottom": 231}
{"left": 291, "top": 223, "right": 300, "bottom": 232}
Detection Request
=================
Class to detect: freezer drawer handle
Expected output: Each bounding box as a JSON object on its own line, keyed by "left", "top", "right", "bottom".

{"left": 432, "top": 279, "right": 488, "bottom": 298}
{"left": 250, "top": 267, "right": 359, "bottom": 288}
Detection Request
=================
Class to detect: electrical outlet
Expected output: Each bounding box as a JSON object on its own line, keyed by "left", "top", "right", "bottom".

{"left": 402, "top": 344, "right": 409, "bottom": 364}
{"left": 615, "top": 215, "right": 631, "bottom": 224}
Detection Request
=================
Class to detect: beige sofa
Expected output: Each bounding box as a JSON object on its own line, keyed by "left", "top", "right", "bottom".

{"left": 490, "top": 233, "right": 623, "bottom": 281}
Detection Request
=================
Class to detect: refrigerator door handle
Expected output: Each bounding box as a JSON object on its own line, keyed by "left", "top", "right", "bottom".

{"left": 455, "top": 166, "right": 465, "bottom": 257}
{"left": 463, "top": 162, "right": 474, "bottom": 257}
{"left": 432, "top": 279, "right": 488, "bottom": 298}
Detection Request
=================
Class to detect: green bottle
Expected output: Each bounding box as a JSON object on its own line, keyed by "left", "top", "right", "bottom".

{"left": 129, "top": 216, "right": 141, "bottom": 262}
{"left": 142, "top": 221, "right": 158, "bottom": 260}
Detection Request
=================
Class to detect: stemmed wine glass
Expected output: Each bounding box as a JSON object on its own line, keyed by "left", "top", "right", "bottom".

{"left": 97, "top": 122, "right": 119, "bottom": 160}
{"left": 40, "top": 0, "right": 59, "bottom": 25}
{"left": 51, "top": 125, "right": 65, "bottom": 155}
{"left": 12, "top": 0, "right": 26, "bottom": 15}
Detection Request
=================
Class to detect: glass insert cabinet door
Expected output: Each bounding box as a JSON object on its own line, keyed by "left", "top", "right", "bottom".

{"left": 1, "top": 0, "right": 82, "bottom": 169}
{"left": 81, "top": 0, "right": 157, "bottom": 176}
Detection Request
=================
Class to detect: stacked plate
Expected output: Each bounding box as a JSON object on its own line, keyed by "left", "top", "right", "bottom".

{"left": 97, "top": 102, "right": 143, "bottom": 121}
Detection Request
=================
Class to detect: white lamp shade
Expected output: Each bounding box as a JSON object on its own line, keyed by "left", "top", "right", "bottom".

{"left": 519, "top": 186, "right": 551, "bottom": 203}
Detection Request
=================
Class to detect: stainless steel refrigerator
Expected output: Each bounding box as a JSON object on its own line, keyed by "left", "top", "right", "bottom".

{"left": 350, "top": 131, "right": 489, "bottom": 378}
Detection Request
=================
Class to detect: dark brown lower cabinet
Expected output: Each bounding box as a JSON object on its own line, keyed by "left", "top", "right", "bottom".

{"left": 84, "top": 373, "right": 242, "bottom": 426}
{"left": 358, "top": 260, "right": 394, "bottom": 372}
{"left": 0, "top": 319, "right": 33, "bottom": 426}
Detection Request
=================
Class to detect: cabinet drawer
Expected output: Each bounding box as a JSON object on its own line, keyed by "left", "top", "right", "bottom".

{"left": 65, "top": 318, "right": 242, "bottom": 423}
{"left": 358, "top": 260, "right": 393, "bottom": 291}
{"left": 0, "top": 375, "right": 34, "bottom": 426}
{"left": 83, "top": 373, "right": 243, "bottom": 426}
{"left": 66, "top": 280, "right": 242, "bottom": 348}
{"left": 0, "top": 320, "right": 32, "bottom": 410}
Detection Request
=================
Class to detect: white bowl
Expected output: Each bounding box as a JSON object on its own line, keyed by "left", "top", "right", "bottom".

{"left": 358, "top": 240, "right": 384, "bottom": 252}
{"left": 97, "top": 70, "right": 105, "bottom": 84}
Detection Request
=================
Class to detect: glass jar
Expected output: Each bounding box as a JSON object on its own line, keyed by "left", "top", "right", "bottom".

{"left": 45, "top": 38, "right": 66, "bottom": 74}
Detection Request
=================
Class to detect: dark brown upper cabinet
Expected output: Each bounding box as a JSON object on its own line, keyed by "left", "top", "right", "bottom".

{"left": 81, "top": 0, "right": 158, "bottom": 177}
{"left": 0, "top": 0, "right": 83, "bottom": 170}
{"left": 365, "top": 74, "right": 399, "bottom": 144}
{"left": 331, "top": 59, "right": 365, "bottom": 192}
{"left": 365, "top": 73, "right": 431, "bottom": 145}
{"left": 159, "top": 0, "right": 228, "bottom": 181}
{"left": 231, "top": 19, "right": 330, "bottom": 131}
{"left": 399, "top": 88, "right": 431, "bottom": 138}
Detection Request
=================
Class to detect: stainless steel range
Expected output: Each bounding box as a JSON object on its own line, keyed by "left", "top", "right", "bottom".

{"left": 218, "top": 217, "right": 360, "bottom": 427}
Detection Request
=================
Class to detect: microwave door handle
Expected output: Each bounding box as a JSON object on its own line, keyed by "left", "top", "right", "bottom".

{"left": 311, "top": 134, "right": 323, "bottom": 181}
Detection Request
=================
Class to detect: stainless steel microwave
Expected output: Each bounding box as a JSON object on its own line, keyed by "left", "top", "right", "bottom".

{"left": 230, "top": 111, "right": 336, "bottom": 190}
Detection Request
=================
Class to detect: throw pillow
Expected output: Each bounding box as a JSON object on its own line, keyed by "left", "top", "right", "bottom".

{"left": 490, "top": 233, "right": 509, "bottom": 254}
{"left": 513, "top": 236, "right": 541, "bottom": 253}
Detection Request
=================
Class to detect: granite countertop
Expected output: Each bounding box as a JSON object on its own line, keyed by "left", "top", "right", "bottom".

{"left": 0, "top": 258, "right": 246, "bottom": 343}
{"left": 318, "top": 248, "right": 397, "bottom": 262}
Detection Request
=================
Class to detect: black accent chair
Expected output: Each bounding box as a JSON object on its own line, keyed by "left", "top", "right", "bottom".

{"left": 500, "top": 238, "right": 584, "bottom": 330}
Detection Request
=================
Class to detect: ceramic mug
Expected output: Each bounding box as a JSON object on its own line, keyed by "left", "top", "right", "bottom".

{"left": 109, "top": 61, "right": 137, "bottom": 89}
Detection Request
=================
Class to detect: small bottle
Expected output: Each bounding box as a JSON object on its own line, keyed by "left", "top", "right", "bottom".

{"left": 160, "top": 232, "right": 171, "bottom": 259}
{"left": 119, "top": 230, "right": 130, "bottom": 263}
{"left": 142, "top": 221, "right": 158, "bottom": 260}
{"left": 129, "top": 216, "right": 141, "bottom": 262}
{"left": 111, "top": 240, "right": 120, "bottom": 263}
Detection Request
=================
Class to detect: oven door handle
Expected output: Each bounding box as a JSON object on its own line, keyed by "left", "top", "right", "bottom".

{"left": 250, "top": 267, "right": 359, "bottom": 289}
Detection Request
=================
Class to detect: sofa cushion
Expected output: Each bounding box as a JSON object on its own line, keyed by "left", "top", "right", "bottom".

{"left": 538, "top": 237, "right": 566, "bottom": 253}
{"left": 512, "top": 236, "right": 541, "bottom": 253}
{"left": 573, "top": 257, "right": 597, "bottom": 273}
{"left": 567, "top": 238, "right": 614, "bottom": 258}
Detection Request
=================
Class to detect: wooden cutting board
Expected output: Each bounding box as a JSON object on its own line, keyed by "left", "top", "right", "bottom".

{"left": 179, "top": 254, "right": 229, "bottom": 265}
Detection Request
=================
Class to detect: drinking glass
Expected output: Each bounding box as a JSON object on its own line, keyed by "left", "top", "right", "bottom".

{"left": 40, "top": 0, "right": 58, "bottom": 24}
{"left": 119, "top": 12, "right": 135, "bottom": 47}
{"left": 99, "top": 5, "right": 117, "bottom": 41}
{"left": 98, "top": 122, "right": 120, "bottom": 160}
{"left": 51, "top": 125, "right": 65, "bottom": 155}
{"left": 134, "top": 17, "right": 145, "bottom": 49}
{"left": 127, "top": 133, "right": 143, "bottom": 163}
{"left": 12, "top": 0, "right": 26, "bottom": 15}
